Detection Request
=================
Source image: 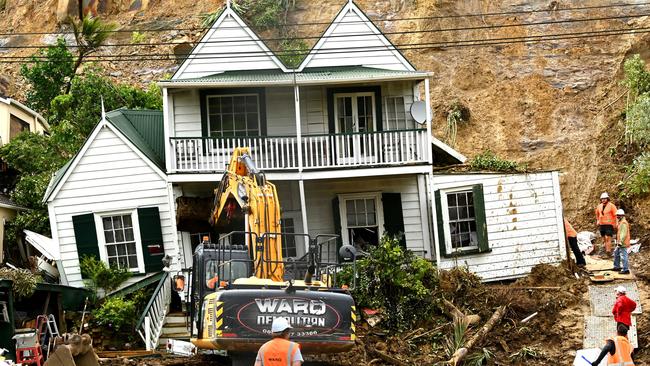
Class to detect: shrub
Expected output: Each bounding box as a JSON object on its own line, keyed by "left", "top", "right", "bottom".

{"left": 621, "top": 152, "right": 650, "bottom": 198}
{"left": 338, "top": 236, "right": 439, "bottom": 331}
{"left": 0, "top": 268, "right": 40, "bottom": 299}
{"left": 625, "top": 93, "right": 650, "bottom": 147}
{"left": 80, "top": 256, "right": 132, "bottom": 294}
{"left": 93, "top": 296, "right": 136, "bottom": 333}
{"left": 622, "top": 54, "right": 650, "bottom": 98}
{"left": 469, "top": 150, "right": 526, "bottom": 173}
{"left": 130, "top": 31, "right": 146, "bottom": 44}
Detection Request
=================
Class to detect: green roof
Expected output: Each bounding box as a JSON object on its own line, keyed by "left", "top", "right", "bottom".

{"left": 44, "top": 109, "right": 164, "bottom": 202}
{"left": 162, "top": 66, "right": 430, "bottom": 86}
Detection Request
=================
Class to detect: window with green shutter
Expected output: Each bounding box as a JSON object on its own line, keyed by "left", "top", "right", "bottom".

{"left": 435, "top": 184, "right": 490, "bottom": 257}
{"left": 72, "top": 213, "right": 100, "bottom": 278}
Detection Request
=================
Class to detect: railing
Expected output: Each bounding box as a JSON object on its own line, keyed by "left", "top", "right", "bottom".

{"left": 136, "top": 271, "right": 172, "bottom": 351}
{"left": 170, "top": 129, "right": 429, "bottom": 173}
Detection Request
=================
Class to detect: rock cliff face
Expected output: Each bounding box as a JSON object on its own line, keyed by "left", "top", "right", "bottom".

{"left": 0, "top": 0, "right": 647, "bottom": 227}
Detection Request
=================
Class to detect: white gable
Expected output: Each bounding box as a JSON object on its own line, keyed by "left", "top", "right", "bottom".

{"left": 173, "top": 6, "right": 287, "bottom": 80}
{"left": 298, "top": 1, "right": 415, "bottom": 72}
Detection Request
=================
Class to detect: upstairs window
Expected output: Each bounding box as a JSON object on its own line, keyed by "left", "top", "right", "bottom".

{"left": 206, "top": 94, "right": 260, "bottom": 137}
{"left": 384, "top": 96, "right": 414, "bottom": 130}
{"left": 10, "top": 115, "right": 29, "bottom": 139}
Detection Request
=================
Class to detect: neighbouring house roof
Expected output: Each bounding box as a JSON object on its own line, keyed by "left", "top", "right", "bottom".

{"left": 43, "top": 109, "right": 164, "bottom": 202}
{"left": 431, "top": 136, "right": 467, "bottom": 165}
{"left": 0, "top": 194, "right": 26, "bottom": 210}
{"left": 161, "top": 66, "right": 431, "bottom": 87}
{"left": 0, "top": 97, "right": 49, "bottom": 132}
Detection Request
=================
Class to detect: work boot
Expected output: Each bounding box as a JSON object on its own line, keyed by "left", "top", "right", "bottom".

{"left": 620, "top": 270, "right": 630, "bottom": 275}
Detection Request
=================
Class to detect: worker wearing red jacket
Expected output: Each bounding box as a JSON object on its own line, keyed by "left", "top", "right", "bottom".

{"left": 613, "top": 285, "right": 637, "bottom": 330}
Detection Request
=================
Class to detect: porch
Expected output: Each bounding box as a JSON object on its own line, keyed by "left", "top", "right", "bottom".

{"left": 170, "top": 129, "right": 430, "bottom": 172}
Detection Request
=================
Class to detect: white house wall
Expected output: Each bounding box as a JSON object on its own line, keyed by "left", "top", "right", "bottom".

{"left": 304, "top": 175, "right": 428, "bottom": 256}
{"left": 431, "top": 172, "right": 565, "bottom": 282}
{"left": 174, "top": 12, "right": 284, "bottom": 80}
{"left": 50, "top": 126, "right": 177, "bottom": 288}
{"left": 170, "top": 81, "right": 416, "bottom": 138}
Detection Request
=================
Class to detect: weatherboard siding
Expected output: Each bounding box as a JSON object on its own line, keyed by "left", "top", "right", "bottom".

{"left": 170, "top": 82, "right": 416, "bottom": 138}
{"left": 175, "top": 13, "right": 282, "bottom": 80}
{"left": 50, "top": 126, "right": 177, "bottom": 288}
{"left": 303, "top": 175, "right": 428, "bottom": 256}
{"left": 300, "top": 9, "right": 410, "bottom": 71}
{"left": 431, "top": 172, "right": 565, "bottom": 282}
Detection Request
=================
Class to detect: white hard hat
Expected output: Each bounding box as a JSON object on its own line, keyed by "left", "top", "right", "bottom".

{"left": 600, "top": 192, "right": 610, "bottom": 199}
{"left": 616, "top": 209, "right": 625, "bottom": 216}
{"left": 616, "top": 285, "right": 627, "bottom": 294}
{"left": 271, "top": 317, "right": 292, "bottom": 333}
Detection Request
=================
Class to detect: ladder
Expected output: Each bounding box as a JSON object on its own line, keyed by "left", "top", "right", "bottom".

{"left": 37, "top": 315, "right": 60, "bottom": 359}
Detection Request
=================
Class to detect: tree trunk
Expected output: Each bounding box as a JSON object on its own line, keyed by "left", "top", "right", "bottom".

{"left": 447, "top": 305, "right": 507, "bottom": 365}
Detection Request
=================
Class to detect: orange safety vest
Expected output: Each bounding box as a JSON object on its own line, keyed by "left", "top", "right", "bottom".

{"left": 564, "top": 218, "right": 577, "bottom": 238}
{"left": 207, "top": 275, "right": 218, "bottom": 289}
{"left": 617, "top": 218, "right": 631, "bottom": 247}
{"left": 608, "top": 336, "right": 634, "bottom": 365}
{"left": 596, "top": 202, "right": 618, "bottom": 227}
{"left": 258, "top": 338, "right": 299, "bottom": 366}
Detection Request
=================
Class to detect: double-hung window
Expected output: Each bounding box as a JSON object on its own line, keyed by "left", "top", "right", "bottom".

{"left": 384, "top": 96, "right": 414, "bottom": 130}
{"left": 339, "top": 193, "right": 384, "bottom": 252}
{"left": 206, "top": 94, "right": 260, "bottom": 137}
{"left": 96, "top": 211, "right": 144, "bottom": 272}
{"left": 435, "top": 185, "right": 490, "bottom": 257}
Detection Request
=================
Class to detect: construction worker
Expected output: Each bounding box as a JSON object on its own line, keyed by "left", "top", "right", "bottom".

{"left": 254, "top": 317, "right": 303, "bottom": 366}
{"left": 594, "top": 192, "right": 617, "bottom": 257}
{"left": 564, "top": 218, "right": 586, "bottom": 267}
{"left": 613, "top": 285, "right": 636, "bottom": 331}
{"left": 590, "top": 323, "right": 634, "bottom": 365}
{"left": 614, "top": 209, "right": 632, "bottom": 274}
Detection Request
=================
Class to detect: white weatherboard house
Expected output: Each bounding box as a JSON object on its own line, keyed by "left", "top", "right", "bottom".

{"left": 43, "top": 0, "right": 566, "bottom": 347}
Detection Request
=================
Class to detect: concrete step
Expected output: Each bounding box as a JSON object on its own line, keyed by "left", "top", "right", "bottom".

{"left": 164, "top": 315, "right": 188, "bottom": 324}
{"left": 161, "top": 326, "right": 189, "bottom": 335}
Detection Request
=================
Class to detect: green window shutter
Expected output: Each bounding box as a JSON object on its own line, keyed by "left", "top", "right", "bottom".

{"left": 72, "top": 213, "right": 99, "bottom": 278}
{"left": 137, "top": 207, "right": 165, "bottom": 273}
{"left": 381, "top": 193, "right": 406, "bottom": 248}
{"left": 434, "top": 190, "right": 447, "bottom": 257}
{"left": 472, "top": 184, "right": 490, "bottom": 252}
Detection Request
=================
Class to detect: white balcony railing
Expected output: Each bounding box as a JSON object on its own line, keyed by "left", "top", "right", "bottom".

{"left": 170, "top": 129, "right": 429, "bottom": 173}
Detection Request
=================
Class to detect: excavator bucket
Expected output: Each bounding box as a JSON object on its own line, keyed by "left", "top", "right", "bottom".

{"left": 44, "top": 334, "right": 99, "bottom": 366}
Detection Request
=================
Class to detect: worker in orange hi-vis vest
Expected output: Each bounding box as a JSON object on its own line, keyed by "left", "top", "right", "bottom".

{"left": 589, "top": 323, "right": 635, "bottom": 365}
{"left": 564, "top": 218, "right": 586, "bottom": 267}
{"left": 594, "top": 192, "right": 617, "bottom": 257}
{"left": 254, "top": 317, "right": 303, "bottom": 366}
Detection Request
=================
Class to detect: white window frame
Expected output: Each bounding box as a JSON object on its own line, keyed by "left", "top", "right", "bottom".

{"left": 440, "top": 186, "right": 479, "bottom": 254}
{"left": 206, "top": 93, "right": 261, "bottom": 137}
{"left": 338, "top": 192, "right": 384, "bottom": 246}
{"left": 93, "top": 209, "right": 145, "bottom": 273}
{"left": 383, "top": 96, "right": 413, "bottom": 131}
{"left": 333, "top": 92, "right": 377, "bottom": 133}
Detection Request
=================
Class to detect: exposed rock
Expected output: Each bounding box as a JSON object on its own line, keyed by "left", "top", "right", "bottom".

{"left": 56, "top": 0, "right": 79, "bottom": 23}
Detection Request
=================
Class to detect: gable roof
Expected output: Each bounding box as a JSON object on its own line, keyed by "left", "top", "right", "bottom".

{"left": 297, "top": 1, "right": 415, "bottom": 72}
{"left": 43, "top": 109, "right": 164, "bottom": 202}
{"left": 172, "top": 4, "right": 288, "bottom": 80}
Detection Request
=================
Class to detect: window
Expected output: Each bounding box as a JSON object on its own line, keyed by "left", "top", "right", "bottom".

{"left": 10, "top": 115, "right": 29, "bottom": 139}
{"left": 435, "top": 185, "right": 489, "bottom": 257}
{"left": 101, "top": 214, "right": 138, "bottom": 270}
{"left": 190, "top": 232, "right": 212, "bottom": 246}
{"left": 207, "top": 94, "right": 260, "bottom": 137}
{"left": 384, "top": 96, "right": 414, "bottom": 130}
{"left": 339, "top": 193, "right": 384, "bottom": 252}
{"left": 281, "top": 217, "right": 297, "bottom": 258}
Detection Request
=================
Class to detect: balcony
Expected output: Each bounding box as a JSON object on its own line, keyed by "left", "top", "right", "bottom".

{"left": 170, "top": 129, "right": 430, "bottom": 173}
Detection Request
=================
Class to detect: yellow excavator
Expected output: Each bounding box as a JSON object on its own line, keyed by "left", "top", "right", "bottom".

{"left": 189, "top": 148, "right": 356, "bottom": 364}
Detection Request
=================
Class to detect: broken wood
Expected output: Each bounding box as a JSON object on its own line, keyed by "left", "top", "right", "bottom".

{"left": 372, "top": 349, "right": 408, "bottom": 366}
{"left": 447, "top": 305, "right": 508, "bottom": 365}
{"left": 491, "top": 286, "right": 560, "bottom": 290}
{"left": 442, "top": 299, "right": 481, "bottom": 326}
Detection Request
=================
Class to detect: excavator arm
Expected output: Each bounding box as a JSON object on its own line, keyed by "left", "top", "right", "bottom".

{"left": 210, "top": 147, "right": 284, "bottom": 282}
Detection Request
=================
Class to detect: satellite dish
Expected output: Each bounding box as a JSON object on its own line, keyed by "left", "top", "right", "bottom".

{"left": 410, "top": 101, "right": 427, "bottom": 124}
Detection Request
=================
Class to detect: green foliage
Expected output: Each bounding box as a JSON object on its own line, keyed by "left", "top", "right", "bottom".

{"left": 0, "top": 268, "right": 40, "bottom": 299}
{"left": 469, "top": 150, "right": 526, "bottom": 173}
{"left": 20, "top": 38, "right": 74, "bottom": 117}
{"left": 621, "top": 152, "right": 650, "bottom": 198}
{"left": 130, "top": 31, "right": 147, "bottom": 44}
{"left": 234, "top": 0, "right": 292, "bottom": 29}
{"left": 622, "top": 54, "right": 650, "bottom": 99}
{"left": 278, "top": 36, "right": 308, "bottom": 69}
{"left": 93, "top": 296, "right": 136, "bottom": 332}
{"left": 445, "top": 104, "right": 462, "bottom": 146}
{"left": 466, "top": 348, "right": 495, "bottom": 366}
{"left": 510, "top": 346, "right": 544, "bottom": 361}
{"left": 443, "top": 317, "right": 468, "bottom": 359}
{"left": 338, "top": 236, "right": 439, "bottom": 331}
{"left": 70, "top": 16, "right": 117, "bottom": 58}
{"left": 625, "top": 93, "right": 650, "bottom": 147}
{"left": 80, "top": 256, "right": 132, "bottom": 294}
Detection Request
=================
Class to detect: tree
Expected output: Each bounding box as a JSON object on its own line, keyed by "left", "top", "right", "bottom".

{"left": 19, "top": 38, "right": 74, "bottom": 117}
{"left": 67, "top": 16, "right": 117, "bottom": 93}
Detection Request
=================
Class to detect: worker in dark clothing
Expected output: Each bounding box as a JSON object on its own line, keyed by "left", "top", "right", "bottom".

{"left": 565, "top": 218, "right": 586, "bottom": 267}
{"left": 590, "top": 324, "right": 634, "bottom": 365}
